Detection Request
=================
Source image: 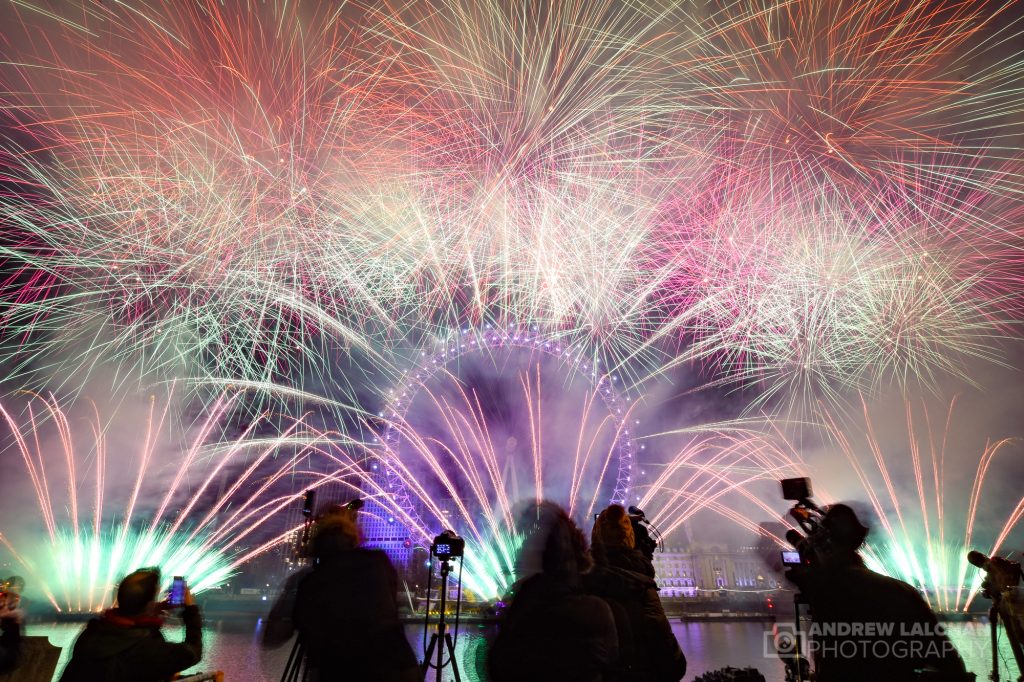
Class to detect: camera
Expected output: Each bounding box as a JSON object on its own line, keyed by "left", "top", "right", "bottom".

{"left": 781, "top": 477, "right": 812, "bottom": 502}
{"left": 430, "top": 530, "right": 465, "bottom": 561}
{"left": 779, "top": 478, "right": 832, "bottom": 567}
{"left": 626, "top": 505, "right": 661, "bottom": 560}
{"left": 968, "top": 551, "right": 1022, "bottom": 596}
{"left": 0, "top": 576, "right": 24, "bottom": 610}
{"left": 630, "top": 516, "right": 658, "bottom": 560}
{"left": 302, "top": 489, "right": 316, "bottom": 518}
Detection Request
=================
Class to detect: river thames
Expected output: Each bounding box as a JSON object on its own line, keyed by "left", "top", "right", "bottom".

{"left": 29, "top": 618, "right": 1020, "bottom": 681}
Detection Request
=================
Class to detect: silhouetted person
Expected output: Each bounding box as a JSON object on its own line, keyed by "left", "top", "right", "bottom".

{"left": 586, "top": 504, "right": 686, "bottom": 682}
{"left": 0, "top": 593, "right": 23, "bottom": 674}
{"left": 488, "top": 502, "right": 618, "bottom": 682}
{"left": 786, "top": 503, "right": 968, "bottom": 682}
{"left": 59, "top": 568, "right": 202, "bottom": 682}
{"left": 264, "top": 506, "right": 419, "bottom": 682}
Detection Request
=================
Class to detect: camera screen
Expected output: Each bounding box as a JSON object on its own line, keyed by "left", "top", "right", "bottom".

{"left": 781, "top": 477, "right": 811, "bottom": 501}
{"left": 435, "top": 543, "right": 451, "bottom": 555}
{"left": 781, "top": 550, "right": 802, "bottom": 565}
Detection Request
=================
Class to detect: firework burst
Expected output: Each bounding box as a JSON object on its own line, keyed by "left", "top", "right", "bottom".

{"left": 0, "top": 0, "right": 1022, "bottom": 409}
{"left": 0, "top": 390, "right": 346, "bottom": 612}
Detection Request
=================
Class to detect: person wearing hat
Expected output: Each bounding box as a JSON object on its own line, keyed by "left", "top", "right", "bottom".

{"left": 585, "top": 504, "right": 685, "bottom": 682}
{"left": 58, "top": 568, "right": 203, "bottom": 682}
{"left": 786, "top": 503, "right": 968, "bottom": 682}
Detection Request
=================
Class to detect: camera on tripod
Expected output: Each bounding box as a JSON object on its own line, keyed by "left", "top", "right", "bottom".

{"left": 430, "top": 530, "right": 465, "bottom": 561}
{"left": 423, "top": 530, "right": 465, "bottom": 682}
{"left": 968, "top": 550, "right": 1024, "bottom": 677}
{"left": 969, "top": 550, "right": 1022, "bottom": 596}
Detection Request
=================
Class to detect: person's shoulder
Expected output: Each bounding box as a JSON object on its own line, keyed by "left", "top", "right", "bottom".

{"left": 355, "top": 547, "right": 393, "bottom": 564}
{"left": 348, "top": 548, "right": 398, "bottom": 574}
{"left": 860, "top": 566, "right": 918, "bottom": 592}
{"left": 566, "top": 593, "right": 617, "bottom": 630}
{"left": 859, "top": 568, "right": 935, "bottom": 608}
{"left": 585, "top": 564, "right": 648, "bottom": 595}
{"left": 507, "top": 573, "right": 545, "bottom": 601}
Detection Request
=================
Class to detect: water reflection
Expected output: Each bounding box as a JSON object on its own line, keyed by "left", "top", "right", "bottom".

{"left": 29, "top": 618, "right": 1020, "bottom": 682}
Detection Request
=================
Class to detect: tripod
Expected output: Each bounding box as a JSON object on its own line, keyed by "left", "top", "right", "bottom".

{"left": 421, "top": 558, "right": 461, "bottom": 682}
{"left": 988, "top": 589, "right": 1024, "bottom": 682}
{"left": 279, "top": 636, "right": 308, "bottom": 682}
{"left": 783, "top": 592, "right": 810, "bottom": 682}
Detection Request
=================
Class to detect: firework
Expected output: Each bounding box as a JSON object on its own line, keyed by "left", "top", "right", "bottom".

{"left": 0, "top": 0, "right": 1022, "bottom": 408}
{"left": 638, "top": 396, "right": 1024, "bottom": 613}
{"left": 645, "top": 178, "right": 1020, "bottom": 411}
{"left": 818, "top": 397, "right": 1024, "bottom": 612}
{"left": 344, "top": 327, "right": 639, "bottom": 599}
{"left": 0, "top": 391, "right": 347, "bottom": 612}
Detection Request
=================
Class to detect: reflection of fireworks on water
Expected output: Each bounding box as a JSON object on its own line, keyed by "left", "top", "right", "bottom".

{"left": 0, "top": 1, "right": 1021, "bottom": 408}
{"left": 0, "top": 392, "right": 344, "bottom": 612}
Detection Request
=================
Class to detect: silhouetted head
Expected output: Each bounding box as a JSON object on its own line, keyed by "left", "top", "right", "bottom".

{"left": 822, "top": 503, "right": 869, "bottom": 553}
{"left": 311, "top": 505, "right": 361, "bottom": 558}
{"left": 591, "top": 504, "right": 635, "bottom": 562}
{"left": 514, "top": 501, "right": 592, "bottom": 583}
{"left": 116, "top": 568, "right": 161, "bottom": 616}
{"left": 541, "top": 505, "right": 592, "bottom": 581}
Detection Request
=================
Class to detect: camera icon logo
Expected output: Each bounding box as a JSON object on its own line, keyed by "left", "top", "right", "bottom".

{"left": 764, "top": 623, "right": 803, "bottom": 659}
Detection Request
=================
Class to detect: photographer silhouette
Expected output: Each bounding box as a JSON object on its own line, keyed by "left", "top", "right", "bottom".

{"left": 785, "top": 500, "right": 970, "bottom": 682}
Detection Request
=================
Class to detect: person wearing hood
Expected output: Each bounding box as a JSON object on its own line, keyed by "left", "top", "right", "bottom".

{"left": 266, "top": 505, "right": 419, "bottom": 682}
{"left": 488, "top": 501, "right": 619, "bottom": 682}
{"left": 58, "top": 568, "right": 202, "bottom": 682}
{"left": 585, "top": 504, "right": 686, "bottom": 682}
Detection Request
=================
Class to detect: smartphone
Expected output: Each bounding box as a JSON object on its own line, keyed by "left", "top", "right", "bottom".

{"left": 168, "top": 576, "right": 186, "bottom": 607}
{"left": 781, "top": 550, "right": 802, "bottom": 566}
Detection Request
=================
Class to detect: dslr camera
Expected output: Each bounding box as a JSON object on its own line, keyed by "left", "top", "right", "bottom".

{"left": 626, "top": 505, "right": 661, "bottom": 561}
{"left": 430, "top": 530, "right": 465, "bottom": 561}
{"left": 780, "top": 477, "right": 833, "bottom": 567}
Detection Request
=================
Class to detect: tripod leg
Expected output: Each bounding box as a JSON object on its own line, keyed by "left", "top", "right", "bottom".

{"left": 991, "top": 605, "right": 1000, "bottom": 682}
{"left": 444, "top": 633, "right": 461, "bottom": 682}
{"left": 293, "top": 642, "right": 306, "bottom": 682}
{"left": 281, "top": 637, "right": 301, "bottom": 682}
{"left": 422, "top": 633, "right": 439, "bottom": 676}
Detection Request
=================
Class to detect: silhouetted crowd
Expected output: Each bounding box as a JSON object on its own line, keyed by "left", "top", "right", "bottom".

{"left": 486, "top": 502, "right": 686, "bottom": 682}
{"left": 3, "top": 500, "right": 983, "bottom": 681}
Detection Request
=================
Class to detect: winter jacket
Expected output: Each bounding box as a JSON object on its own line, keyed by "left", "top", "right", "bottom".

{"left": 0, "top": 617, "right": 20, "bottom": 673}
{"left": 489, "top": 572, "right": 619, "bottom": 682}
{"left": 58, "top": 605, "right": 202, "bottom": 682}
{"left": 585, "top": 548, "right": 686, "bottom": 682}
{"left": 788, "top": 560, "right": 968, "bottom": 682}
{"left": 291, "top": 548, "right": 419, "bottom": 682}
